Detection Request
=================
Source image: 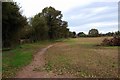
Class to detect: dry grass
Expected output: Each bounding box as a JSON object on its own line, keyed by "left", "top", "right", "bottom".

{"left": 44, "top": 37, "right": 119, "bottom": 78}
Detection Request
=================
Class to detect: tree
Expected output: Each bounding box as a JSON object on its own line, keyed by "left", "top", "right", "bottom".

{"left": 68, "top": 31, "right": 76, "bottom": 38}
{"left": 105, "top": 32, "right": 114, "bottom": 36}
{"left": 73, "top": 32, "right": 76, "bottom": 38}
{"left": 88, "top": 29, "right": 99, "bottom": 37}
{"left": 114, "top": 31, "right": 120, "bottom": 36}
{"left": 59, "top": 21, "right": 69, "bottom": 38}
{"left": 29, "top": 6, "right": 70, "bottom": 41}
{"left": 31, "top": 13, "right": 48, "bottom": 41}
{"left": 77, "top": 32, "right": 86, "bottom": 37}
{"left": 2, "top": 2, "right": 27, "bottom": 48}
{"left": 41, "top": 6, "right": 63, "bottom": 39}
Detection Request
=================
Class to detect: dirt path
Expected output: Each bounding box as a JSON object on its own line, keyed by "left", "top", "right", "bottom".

{"left": 15, "top": 44, "right": 73, "bottom": 78}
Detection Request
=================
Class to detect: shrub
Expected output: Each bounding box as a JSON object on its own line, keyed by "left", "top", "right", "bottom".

{"left": 101, "top": 36, "right": 120, "bottom": 46}
{"left": 112, "top": 36, "right": 120, "bottom": 46}
{"left": 101, "top": 38, "right": 110, "bottom": 46}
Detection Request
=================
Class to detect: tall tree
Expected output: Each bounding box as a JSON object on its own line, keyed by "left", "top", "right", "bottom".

{"left": 31, "top": 13, "right": 48, "bottom": 41}
{"left": 42, "top": 6, "right": 63, "bottom": 39}
{"left": 2, "top": 2, "right": 27, "bottom": 48}
{"left": 24, "top": 6, "right": 70, "bottom": 42}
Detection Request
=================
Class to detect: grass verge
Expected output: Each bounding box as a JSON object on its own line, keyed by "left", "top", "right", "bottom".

{"left": 2, "top": 40, "right": 53, "bottom": 78}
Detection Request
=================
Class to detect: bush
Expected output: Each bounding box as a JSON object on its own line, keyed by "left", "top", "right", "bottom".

{"left": 101, "top": 38, "right": 110, "bottom": 46}
{"left": 101, "top": 36, "right": 120, "bottom": 46}
{"left": 88, "top": 29, "right": 99, "bottom": 37}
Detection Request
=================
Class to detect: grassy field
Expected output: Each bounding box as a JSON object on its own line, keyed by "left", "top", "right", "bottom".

{"left": 2, "top": 37, "right": 119, "bottom": 78}
{"left": 43, "top": 37, "right": 119, "bottom": 78}
{"left": 2, "top": 40, "right": 54, "bottom": 78}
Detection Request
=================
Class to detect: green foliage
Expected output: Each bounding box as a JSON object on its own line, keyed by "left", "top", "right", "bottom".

{"left": 2, "top": 41, "right": 53, "bottom": 78}
{"left": 105, "top": 32, "right": 114, "bottom": 36}
{"left": 31, "top": 13, "right": 49, "bottom": 41}
{"left": 114, "top": 31, "right": 120, "bottom": 36}
{"left": 3, "top": 3, "right": 72, "bottom": 47}
{"left": 88, "top": 29, "right": 99, "bottom": 37}
{"left": 2, "top": 45, "right": 33, "bottom": 77}
{"left": 77, "top": 32, "right": 86, "bottom": 37}
{"left": 94, "top": 31, "right": 120, "bottom": 37}
{"left": 41, "top": 6, "right": 69, "bottom": 39}
{"left": 69, "top": 31, "right": 76, "bottom": 38}
{"left": 29, "top": 6, "right": 70, "bottom": 41}
{"left": 2, "top": 2, "right": 27, "bottom": 48}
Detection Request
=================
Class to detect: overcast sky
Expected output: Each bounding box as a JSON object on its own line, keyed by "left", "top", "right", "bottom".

{"left": 14, "top": 0, "right": 119, "bottom": 34}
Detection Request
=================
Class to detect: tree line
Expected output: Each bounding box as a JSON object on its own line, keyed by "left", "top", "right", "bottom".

{"left": 23, "top": 6, "right": 70, "bottom": 41}
{"left": 77, "top": 29, "right": 120, "bottom": 37}
{"left": 2, "top": 2, "right": 119, "bottom": 48}
{"left": 2, "top": 2, "right": 27, "bottom": 48}
{"left": 2, "top": 2, "right": 75, "bottom": 48}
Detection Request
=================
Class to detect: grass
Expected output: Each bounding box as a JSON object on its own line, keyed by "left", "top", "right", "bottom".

{"left": 44, "top": 37, "right": 119, "bottom": 78}
{"left": 2, "top": 40, "right": 54, "bottom": 78}
{"left": 2, "top": 37, "right": 119, "bottom": 78}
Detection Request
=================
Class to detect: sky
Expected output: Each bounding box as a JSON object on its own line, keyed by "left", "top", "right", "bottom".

{"left": 14, "top": 0, "right": 119, "bottom": 34}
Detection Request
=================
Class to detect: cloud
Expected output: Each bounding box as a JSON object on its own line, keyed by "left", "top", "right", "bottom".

{"left": 68, "top": 6, "right": 112, "bottom": 20}
{"left": 68, "top": 22, "right": 118, "bottom": 34}
{"left": 15, "top": 0, "right": 93, "bottom": 17}
{"left": 14, "top": 0, "right": 119, "bottom": 33}
{"left": 15, "top": 0, "right": 119, "bottom": 17}
{"left": 63, "top": 1, "right": 118, "bottom": 33}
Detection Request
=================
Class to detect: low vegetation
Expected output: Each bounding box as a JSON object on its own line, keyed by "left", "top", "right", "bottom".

{"left": 101, "top": 36, "right": 120, "bottom": 46}
{"left": 2, "top": 37, "right": 119, "bottom": 78}
{"left": 43, "top": 37, "right": 119, "bottom": 78}
{"left": 2, "top": 40, "right": 53, "bottom": 78}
